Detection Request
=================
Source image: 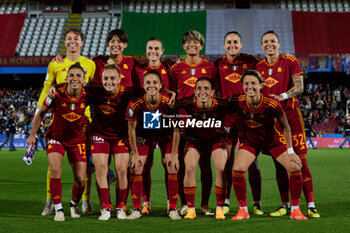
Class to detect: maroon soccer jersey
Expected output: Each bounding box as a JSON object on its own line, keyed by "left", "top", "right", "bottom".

{"left": 170, "top": 59, "right": 217, "bottom": 99}
{"left": 86, "top": 84, "right": 132, "bottom": 139}
{"left": 125, "top": 94, "right": 173, "bottom": 138}
{"left": 215, "top": 54, "right": 259, "bottom": 98}
{"left": 44, "top": 84, "right": 87, "bottom": 143}
{"left": 177, "top": 97, "right": 230, "bottom": 141}
{"left": 231, "top": 94, "right": 284, "bottom": 145}
{"left": 256, "top": 54, "right": 303, "bottom": 110}
{"left": 135, "top": 62, "right": 169, "bottom": 89}
{"left": 93, "top": 55, "right": 136, "bottom": 88}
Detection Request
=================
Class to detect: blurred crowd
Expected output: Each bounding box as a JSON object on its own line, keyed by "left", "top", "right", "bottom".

{"left": 0, "top": 83, "right": 349, "bottom": 136}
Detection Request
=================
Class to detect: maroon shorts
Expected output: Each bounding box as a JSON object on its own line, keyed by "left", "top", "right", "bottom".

{"left": 91, "top": 134, "right": 129, "bottom": 155}
{"left": 239, "top": 138, "right": 287, "bottom": 159}
{"left": 137, "top": 136, "right": 173, "bottom": 156}
{"left": 46, "top": 139, "right": 87, "bottom": 163}
{"left": 185, "top": 137, "right": 227, "bottom": 155}
{"left": 276, "top": 107, "right": 307, "bottom": 155}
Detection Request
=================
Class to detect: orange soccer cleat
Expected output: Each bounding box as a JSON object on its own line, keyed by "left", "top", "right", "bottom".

{"left": 231, "top": 208, "right": 249, "bottom": 220}
{"left": 290, "top": 208, "right": 308, "bottom": 220}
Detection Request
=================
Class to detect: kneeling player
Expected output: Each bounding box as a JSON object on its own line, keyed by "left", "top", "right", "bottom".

{"left": 230, "top": 70, "right": 307, "bottom": 221}
{"left": 27, "top": 63, "right": 88, "bottom": 221}
{"left": 126, "top": 70, "right": 181, "bottom": 220}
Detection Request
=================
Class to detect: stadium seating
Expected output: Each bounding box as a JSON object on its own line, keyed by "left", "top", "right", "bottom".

{"left": 126, "top": 0, "right": 205, "bottom": 13}
{"left": 0, "top": 0, "right": 27, "bottom": 14}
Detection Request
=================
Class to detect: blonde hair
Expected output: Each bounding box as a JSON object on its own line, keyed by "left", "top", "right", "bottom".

{"left": 182, "top": 30, "right": 205, "bottom": 45}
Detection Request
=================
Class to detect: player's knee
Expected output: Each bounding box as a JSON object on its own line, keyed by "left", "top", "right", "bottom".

{"left": 233, "top": 164, "right": 246, "bottom": 172}
{"left": 50, "top": 166, "right": 61, "bottom": 177}
{"left": 185, "top": 164, "right": 196, "bottom": 177}
{"left": 289, "top": 162, "right": 302, "bottom": 172}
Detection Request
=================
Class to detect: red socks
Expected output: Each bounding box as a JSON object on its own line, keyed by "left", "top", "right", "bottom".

{"left": 50, "top": 178, "right": 62, "bottom": 205}
{"left": 184, "top": 186, "right": 196, "bottom": 208}
{"left": 98, "top": 188, "right": 111, "bottom": 210}
{"left": 168, "top": 173, "right": 179, "bottom": 209}
{"left": 232, "top": 170, "right": 247, "bottom": 207}
{"left": 289, "top": 170, "right": 303, "bottom": 206}
{"left": 215, "top": 185, "right": 225, "bottom": 207}
{"left": 130, "top": 174, "right": 143, "bottom": 209}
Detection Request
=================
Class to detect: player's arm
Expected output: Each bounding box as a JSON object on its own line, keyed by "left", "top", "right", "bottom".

{"left": 27, "top": 103, "right": 50, "bottom": 147}
{"left": 162, "top": 88, "right": 176, "bottom": 106}
{"left": 272, "top": 75, "right": 303, "bottom": 101}
{"left": 128, "top": 120, "right": 142, "bottom": 168}
{"left": 276, "top": 111, "right": 302, "bottom": 168}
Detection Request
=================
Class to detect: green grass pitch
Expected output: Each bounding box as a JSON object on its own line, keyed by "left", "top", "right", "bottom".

{"left": 0, "top": 148, "right": 349, "bottom": 233}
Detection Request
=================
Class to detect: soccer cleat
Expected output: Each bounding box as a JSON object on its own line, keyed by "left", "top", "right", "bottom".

{"left": 116, "top": 208, "right": 127, "bottom": 219}
{"left": 70, "top": 205, "right": 81, "bottom": 218}
{"left": 142, "top": 203, "right": 151, "bottom": 215}
{"left": 231, "top": 208, "right": 250, "bottom": 220}
{"left": 178, "top": 204, "right": 189, "bottom": 216}
{"left": 54, "top": 209, "right": 65, "bottom": 222}
{"left": 290, "top": 208, "right": 308, "bottom": 220}
{"left": 41, "top": 199, "right": 54, "bottom": 216}
{"left": 98, "top": 208, "right": 111, "bottom": 221}
{"left": 184, "top": 208, "right": 196, "bottom": 219}
{"left": 253, "top": 204, "right": 264, "bottom": 215}
{"left": 81, "top": 200, "right": 93, "bottom": 215}
{"left": 215, "top": 207, "right": 225, "bottom": 220}
{"left": 307, "top": 208, "right": 320, "bottom": 218}
{"left": 168, "top": 209, "right": 182, "bottom": 220}
{"left": 200, "top": 206, "right": 214, "bottom": 216}
{"left": 127, "top": 209, "right": 143, "bottom": 220}
{"left": 270, "top": 205, "right": 288, "bottom": 217}
{"left": 223, "top": 204, "right": 230, "bottom": 214}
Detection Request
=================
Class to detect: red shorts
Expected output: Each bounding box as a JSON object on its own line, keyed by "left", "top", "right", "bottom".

{"left": 91, "top": 134, "right": 129, "bottom": 155}
{"left": 185, "top": 137, "right": 227, "bottom": 155}
{"left": 137, "top": 136, "right": 173, "bottom": 156}
{"left": 46, "top": 139, "right": 87, "bottom": 163}
{"left": 276, "top": 107, "right": 308, "bottom": 155}
{"left": 239, "top": 139, "right": 287, "bottom": 159}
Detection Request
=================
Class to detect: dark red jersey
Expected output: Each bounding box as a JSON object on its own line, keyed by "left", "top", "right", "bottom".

{"left": 231, "top": 94, "right": 284, "bottom": 145}
{"left": 86, "top": 83, "right": 132, "bottom": 139}
{"left": 170, "top": 59, "right": 217, "bottom": 99}
{"left": 256, "top": 54, "right": 303, "bottom": 110}
{"left": 134, "top": 62, "right": 169, "bottom": 89}
{"left": 215, "top": 54, "right": 259, "bottom": 98}
{"left": 177, "top": 97, "right": 230, "bottom": 141}
{"left": 125, "top": 93, "right": 173, "bottom": 138}
{"left": 93, "top": 55, "right": 136, "bottom": 88}
{"left": 44, "top": 84, "right": 87, "bottom": 143}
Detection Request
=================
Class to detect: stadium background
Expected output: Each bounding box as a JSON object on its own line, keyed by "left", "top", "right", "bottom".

{"left": 0, "top": 1, "right": 350, "bottom": 232}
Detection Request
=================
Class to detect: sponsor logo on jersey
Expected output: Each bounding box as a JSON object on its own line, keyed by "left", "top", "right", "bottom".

{"left": 99, "top": 105, "right": 116, "bottom": 115}
{"left": 92, "top": 136, "right": 105, "bottom": 143}
{"left": 183, "top": 77, "right": 197, "bottom": 87}
{"left": 224, "top": 73, "right": 242, "bottom": 83}
{"left": 244, "top": 119, "right": 263, "bottom": 128}
{"left": 128, "top": 109, "right": 134, "bottom": 117}
{"left": 61, "top": 112, "right": 82, "bottom": 122}
{"left": 47, "top": 139, "right": 61, "bottom": 145}
{"left": 263, "top": 77, "right": 279, "bottom": 88}
{"left": 143, "top": 110, "right": 161, "bottom": 129}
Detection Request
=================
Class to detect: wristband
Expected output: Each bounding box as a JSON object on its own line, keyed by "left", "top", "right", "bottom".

{"left": 35, "top": 108, "right": 39, "bottom": 116}
{"left": 287, "top": 147, "right": 295, "bottom": 154}
{"left": 280, "top": 92, "right": 288, "bottom": 100}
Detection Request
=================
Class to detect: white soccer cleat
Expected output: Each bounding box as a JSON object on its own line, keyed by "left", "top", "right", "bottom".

{"left": 126, "top": 209, "right": 142, "bottom": 220}
{"left": 81, "top": 200, "right": 93, "bottom": 215}
{"left": 116, "top": 208, "right": 127, "bottom": 219}
{"left": 98, "top": 208, "right": 111, "bottom": 221}
{"left": 54, "top": 210, "right": 65, "bottom": 221}
{"left": 178, "top": 204, "right": 189, "bottom": 215}
{"left": 70, "top": 205, "right": 81, "bottom": 218}
{"left": 200, "top": 206, "right": 214, "bottom": 216}
{"left": 168, "top": 209, "right": 182, "bottom": 220}
{"left": 41, "top": 199, "right": 54, "bottom": 216}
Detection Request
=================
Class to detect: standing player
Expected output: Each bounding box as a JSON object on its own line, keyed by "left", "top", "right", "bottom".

{"left": 28, "top": 63, "right": 89, "bottom": 221}
{"left": 170, "top": 30, "right": 217, "bottom": 216}
{"left": 256, "top": 30, "right": 320, "bottom": 218}
{"left": 339, "top": 118, "right": 350, "bottom": 148}
{"left": 179, "top": 77, "right": 229, "bottom": 220}
{"left": 126, "top": 70, "right": 181, "bottom": 220}
{"left": 230, "top": 70, "right": 307, "bottom": 221}
{"left": 37, "top": 29, "right": 95, "bottom": 216}
{"left": 86, "top": 64, "right": 132, "bottom": 220}
{"left": 214, "top": 31, "right": 262, "bottom": 215}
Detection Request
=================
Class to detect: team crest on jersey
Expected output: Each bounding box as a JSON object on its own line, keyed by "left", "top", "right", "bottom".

{"left": 80, "top": 103, "right": 85, "bottom": 108}
{"left": 123, "top": 64, "right": 128, "bottom": 69}
{"left": 61, "top": 112, "right": 82, "bottom": 122}
{"left": 99, "top": 105, "right": 116, "bottom": 115}
{"left": 143, "top": 110, "right": 161, "bottom": 129}
{"left": 161, "top": 69, "right": 166, "bottom": 74}
{"left": 224, "top": 73, "right": 241, "bottom": 83}
{"left": 184, "top": 77, "right": 198, "bottom": 87}
{"left": 278, "top": 67, "right": 282, "bottom": 72}
{"left": 244, "top": 119, "right": 263, "bottom": 128}
{"left": 263, "top": 77, "right": 279, "bottom": 88}
{"left": 201, "top": 68, "right": 206, "bottom": 74}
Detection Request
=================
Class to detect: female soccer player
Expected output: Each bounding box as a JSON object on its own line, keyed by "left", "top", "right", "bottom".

{"left": 28, "top": 63, "right": 88, "bottom": 222}
{"left": 179, "top": 77, "right": 229, "bottom": 220}
{"left": 126, "top": 69, "right": 181, "bottom": 220}
{"left": 230, "top": 70, "right": 307, "bottom": 221}
{"left": 37, "top": 29, "right": 95, "bottom": 216}
{"left": 86, "top": 64, "right": 133, "bottom": 220}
